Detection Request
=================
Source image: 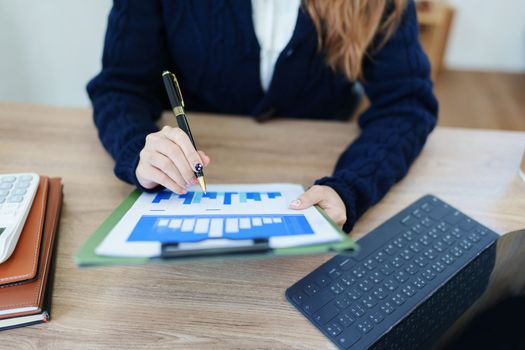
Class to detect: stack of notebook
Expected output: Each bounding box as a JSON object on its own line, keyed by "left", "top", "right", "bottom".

{"left": 0, "top": 176, "right": 63, "bottom": 330}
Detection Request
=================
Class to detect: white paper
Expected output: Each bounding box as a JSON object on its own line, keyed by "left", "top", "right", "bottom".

{"left": 95, "top": 183, "right": 342, "bottom": 258}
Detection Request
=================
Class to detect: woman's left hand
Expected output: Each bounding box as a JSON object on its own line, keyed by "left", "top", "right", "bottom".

{"left": 289, "top": 185, "right": 347, "bottom": 228}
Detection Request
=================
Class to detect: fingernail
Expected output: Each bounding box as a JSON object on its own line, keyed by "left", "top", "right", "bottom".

{"left": 290, "top": 199, "right": 301, "bottom": 207}
{"left": 194, "top": 163, "right": 203, "bottom": 172}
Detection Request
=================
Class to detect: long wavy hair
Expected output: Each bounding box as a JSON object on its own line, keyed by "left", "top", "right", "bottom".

{"left": 304, "top": 0, "right": 407, "bottom": 80}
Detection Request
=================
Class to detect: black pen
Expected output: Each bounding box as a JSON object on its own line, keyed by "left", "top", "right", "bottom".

{"left": 162, "top": 70, "right": 207, "bottom": 193}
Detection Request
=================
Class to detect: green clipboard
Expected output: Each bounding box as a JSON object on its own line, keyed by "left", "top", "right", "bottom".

{"left": 74, "top": 190, "right": 358, "bottom": 267}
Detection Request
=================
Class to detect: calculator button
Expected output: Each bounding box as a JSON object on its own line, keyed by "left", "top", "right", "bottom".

{"left": 19, "top": 175, "right": 33, "bottom": 181}
{"left": 1, "top": 176, "right": 16, "bottom": 182}
{"left": 14, "top": 182, "right": 29, "bottom": 189}
{"left": 1, "top": 209, "right": 16, "bottom": 216}
{"left": 0, "top": 197, "right": 5, "bottom": 204}
{"left": 7, "top": 196, "right": 23, "bottom": 203}
{"left": 0, "top": 190, "right": 8, "bottom": 196}
{"left": 0, "top": 183, "right": 13, "bottom": 189}
{"left": 11, "top": 188, "right": 27, "bottom": 196}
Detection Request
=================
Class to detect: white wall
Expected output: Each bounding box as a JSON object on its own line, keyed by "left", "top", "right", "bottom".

{"left": 0, "top": 0, "right": 523, "bottom": 108}
{"left": 0, "top": 0, "right": 112, "bottom": 107}
{"left": 445, "top": 0, "right": 525, "bottom": 72}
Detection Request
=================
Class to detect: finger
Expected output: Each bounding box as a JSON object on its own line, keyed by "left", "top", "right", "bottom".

{"left": 139, "top": 163, "right": 187, "bottom": 194}
{"left": 289, "top": 186, "right": 324, "bottom": 210}
{"left": 148, "top": 153, "right": 189, "bottom": 192}
{"left": 163, "top": 127, "right": 204, "bottom": 172}
{"left": 153, "top": 137, "right": 197, "bottom": 185}
{"left": 198, "top": 150, "right": 211, "bottom": 166}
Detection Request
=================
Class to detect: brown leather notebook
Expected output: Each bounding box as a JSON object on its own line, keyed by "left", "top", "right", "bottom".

{"left": 0, "top": 177, "right": 63, "bottom": 330}
{"left": 0, "top": 177, "right": 49, "bottom": 287}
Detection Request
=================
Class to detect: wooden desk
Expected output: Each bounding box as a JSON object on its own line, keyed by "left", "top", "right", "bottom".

{"left": 1, "top": 103, "right": 524, "bottom": 349}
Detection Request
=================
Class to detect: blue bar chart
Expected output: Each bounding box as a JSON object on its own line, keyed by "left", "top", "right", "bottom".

{"left": 127, "top": 214, "right": 314, "bottom": 243}
{"left": 152, "top": 191, "right": 282, "bottom": 205}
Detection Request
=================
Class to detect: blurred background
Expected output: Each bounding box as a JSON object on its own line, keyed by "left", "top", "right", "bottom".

{"left": 0, "top": 0, "right": 524, "bottom": 130}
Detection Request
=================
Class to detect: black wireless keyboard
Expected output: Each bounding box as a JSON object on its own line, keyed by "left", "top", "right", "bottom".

{"left": 286, "top": 195, "right": 498, "bottom": 350}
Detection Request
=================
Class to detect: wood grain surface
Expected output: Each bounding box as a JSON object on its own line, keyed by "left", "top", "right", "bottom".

{"left": 0, "top": 103, "right": 524, "bottom": 349}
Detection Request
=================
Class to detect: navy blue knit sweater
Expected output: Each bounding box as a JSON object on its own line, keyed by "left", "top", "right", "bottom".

{"left": 87, "top": 0, "right": 438, "bottom": 232}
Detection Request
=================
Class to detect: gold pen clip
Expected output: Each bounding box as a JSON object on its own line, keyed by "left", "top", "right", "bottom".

{"left": 162, "top": 70, "right": 185, "bottom": 116}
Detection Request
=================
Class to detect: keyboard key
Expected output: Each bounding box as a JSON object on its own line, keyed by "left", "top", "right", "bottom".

{"left": 391, "top": 293, "right": 406, "bottom": 305}
{"left": 384, "top": 279, "right": 398, "bottom": 291}
{"left": 369, "top": 271, "right": 384, "bottom": 284}
{"left": 374, "top": 251, "right": 387, "bottom": 263}
{"left": 369, "top": 311, "right": 384, "bottom": 324}
{"left": 412, "top": 209, "right": 423, "bottom": 218}
{"left": 422, "top": 268, "right": 436, "bottom": 281}
{"left": 444, "top": 211, "right": 462, "bottom": 225}
{"left": 451, "top": 246, "right": 464, "bottom": 257}
{"left": 373, "top": 287, "right": 388, "bottom": 300}
{"left": 431, "top": 261, "right": 446, "bottom": 273}
{"left": 412, "top": 277, "right": 427, "bottom": 289}
{"left": 391, "top": 256, "right": 404, "bottom": 268}
{"left": 420, "top": 217, "right": 434, "bottom": 227}
{"left": 443, "top": 234, "right": 455, "bottom": 245}
{"left": 421, "top": 202, "right": 432, "bottom": 212}
{"left": 414, "top": 256, "right": 428, "bottom": 267}
{"left": 336, "top": 296, "right": 351, "bottom": 310}
{"left": 337, "top": 327, "right": 361, "bottom": 348}
{"left": 352, "top": 266, "right": 367, "bottom": 279}
{"left": 380, "top": 302, "right": 395, "bottom": 314}
{"left": 325, "top": 322, "right": 343, "bottom": 337}
{"left": 313, "top": 301, "right": 340, "bottom": 325}
{"left": 429, "top": 205, "right": 449, "bottom": 220}
{"left": 399, "top": 249, "right": 414, "bottom": 260}
{"left": 474, "top": 227, "right": 488, "bottom": 236}
{"left": 380, "top": 264, "right": 395, "bottom": 276}
{"left": 459, "top": 218, "right": 475, "bottom": 231}
{"left": 423, "top": 248, "right": 438, "bottom": 260}
{"left": 328, "top": 268, "right": 342, "bottom": 280}
{"left": 428, "top": 228, "right": 439, "bottom": 239}
{"left": 349, "top": 304, "right": 366, "bottom": 318}
{"left": 392, "top": 237, "right": 406, "bottom": 248}
{"left": 302, "top": 290, "right": 334, "bottom": 314}
{"left": 384, "top": 244, "right": 397, "bottom": 255}
{"left": 347, "top": 288, "right": 362, "bottom": 301}
{"left": 357, "top": 279, "right": 373, "bottom": 292}
{"left": 419, "top": 235, "right": 431, "bottom": 246}
{"left": 433, "top": 241, "right": 446, "bottom": 252}
{"left": 402, "top": 285, "right": 417, "bottom": 297}
{"left": 361, "top": 295, "right": 377, "bottom": 309}
{"left": 459, "top": 239, "right": 473, "bottom": 250}
{"left": 441, "top": 253, "right": 455, "bottom": 265}
{"left": 468, "top": 233, "right": 481, "bottom": 243}
{"left": 402, "top": 230, "right": 416, "bottom": 241}
{"left": 340, "top": 275, "right": 356, "bottom": 287}
{"left": 291, "top": 291, "right": 307, "bottom": 305}
{"left": 409, "top": 241, "right": 422, "bottom": 253}
{"left": 314, "top": 275, "right": 331, "bottom": 288}
{"left": 330, "top": 282, "right": 345, "bottom": 295}
{"left": 337, "top": 312, "right": 356, "bottom": 327}
{"left": 411, "top": 224, "right": 425, "bottom": 234}
{"left": 404, "top": 263, "right": 419, "bottom": 275}
{"left": 451, "top": 228, "right": 462, "bottom": 238}
{"left": 394, "top": 271, "right": 409, "bottom": 283}
{"left": 304, "top": 283, "right": 320, "bottom": 296}
{"left": 357, "top": 320, "right": 374, "bottom": 334}
{"left": 339, "top": 258, "right": 353, "bottom": 270}
{"left": 363, "top": 258, "right": 378, "bottom": 271}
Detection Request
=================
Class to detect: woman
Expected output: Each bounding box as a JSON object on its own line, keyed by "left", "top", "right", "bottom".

{"left": 87, "top": 0, "right": 438, "bottom": 232}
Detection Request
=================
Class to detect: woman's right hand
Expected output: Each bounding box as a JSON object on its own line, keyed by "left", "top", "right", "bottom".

{"left": 135, "top": 126, "right": 210, "bottom": 194}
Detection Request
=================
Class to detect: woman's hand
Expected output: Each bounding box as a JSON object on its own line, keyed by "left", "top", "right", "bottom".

{"left": 136, "top": 126, "right": 210, "bottom": 193}
{"left": 289, "top": 185, "right": 347, "bottom": 228}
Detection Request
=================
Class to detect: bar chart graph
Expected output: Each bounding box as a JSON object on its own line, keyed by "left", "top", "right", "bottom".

{"left": 127, "top": 214, "right": 314, "bottom": 243}
{"left": 152, "top": 191, "right": 283, "bottom": 205}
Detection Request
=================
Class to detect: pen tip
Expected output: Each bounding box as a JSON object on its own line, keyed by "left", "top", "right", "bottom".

{"left": 197, "top": 176, "right": 207, "bottom": 194}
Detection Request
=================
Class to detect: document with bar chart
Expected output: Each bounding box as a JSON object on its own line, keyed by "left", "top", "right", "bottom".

{"left": 95, "top": 184, "right": 346, "bottom": 258}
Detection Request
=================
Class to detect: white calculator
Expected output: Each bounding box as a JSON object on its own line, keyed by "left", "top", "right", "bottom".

{"left": 0, "top": 173, "right": 40, "bottom": 264}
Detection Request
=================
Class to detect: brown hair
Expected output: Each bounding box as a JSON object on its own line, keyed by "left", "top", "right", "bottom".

{"left": 304, "top": 0, "right": 407, "bottom": 80}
